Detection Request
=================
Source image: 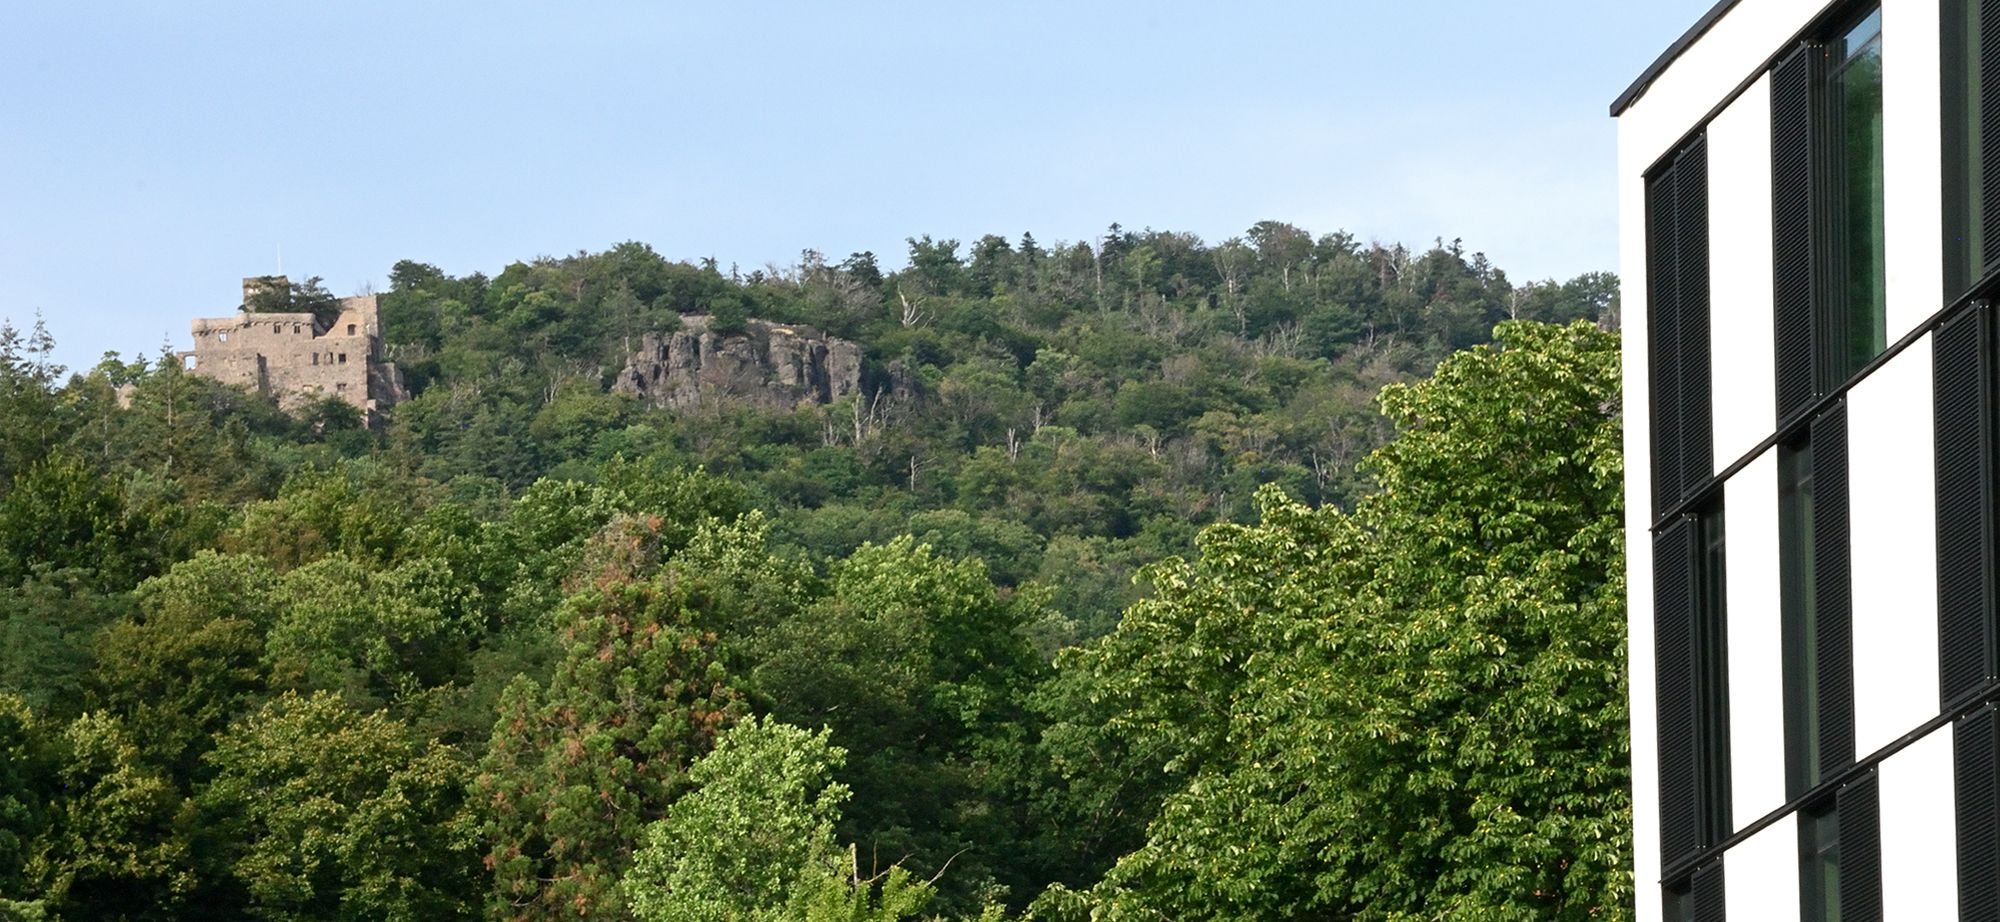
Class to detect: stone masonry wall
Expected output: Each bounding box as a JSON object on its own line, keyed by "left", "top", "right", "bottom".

{"left": 186, "top": 278, "right": 407, "bottom": 419}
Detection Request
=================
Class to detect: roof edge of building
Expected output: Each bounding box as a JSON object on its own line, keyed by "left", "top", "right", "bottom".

{"left": 1610, "top": 0, "right": 1742, "bottom": 117}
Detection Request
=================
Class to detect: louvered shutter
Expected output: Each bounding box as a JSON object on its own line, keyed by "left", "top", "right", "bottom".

{"left": 1772, "top": 45, "right": 1820, "bottom": 423}
{"left": 1652, "top": 168, "right": 1688, "bottom": 515}
{"left": 1838, "top": 772, "right": 1883, "bottom": 922}
{"left": 1935, "top": 305, "right": 1997, "bottom": 708}
{"left": 1692, "top": 860, "right": 1727, "bottom": 922}
{"left": 1676, "top": 139, "right": 1714, "bottom": 500}
{"left": 1983, "top": 0, "right": 2000, "bottom": 276}
{"left": 1657, "top": 518, "right": 1700, "bottom": 869}
{"left": 1812, "top": 405, "right": 1856, "bottom": 773}
{"left": 1958, "top": 706, "right": 2000, "bottom": 921}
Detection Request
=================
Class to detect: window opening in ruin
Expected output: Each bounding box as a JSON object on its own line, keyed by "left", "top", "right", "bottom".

{"left": 294, "top": 323, "right": 301, "bottom": 334}
{"left": 337, "top": 353, "right": 347, "bottom": 364}
{"left": 311, "top": 353, "right": 319, "bottom": 365}
{"left": 218, "top": 332, "right": 228, "bottom": 343}
{"left": 347, "top": 324, "right": 356, "bottom": 335}
{"left": 337, "top": 383, "right": 347, "bottom": 392}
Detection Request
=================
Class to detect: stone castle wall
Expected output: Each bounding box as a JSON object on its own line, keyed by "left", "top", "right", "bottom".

{"left": 186, "top": 278, "right": 407, "bottom": 419}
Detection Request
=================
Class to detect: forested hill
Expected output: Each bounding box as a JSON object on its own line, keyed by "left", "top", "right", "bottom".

{"left": 0, "top": 223, "right": 1630, "bottom": 920}
{"left": 377, "top": 224, "right": 1616, "bottom": 636}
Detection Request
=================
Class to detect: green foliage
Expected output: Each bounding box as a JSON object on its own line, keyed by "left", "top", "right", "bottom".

{"left": 243, "top": 276, "right": 343, "bottom": 331}
{"left": 625, "top": 717, "right": 867, "bottom": 922}
{"left": 1037, "top": 320, "right": 1629, "bottom": 920}
{"left": 756, "top": 538, "right": 1048, "bottom": 911}
{"left": 26, "top": 712, "right": 193, "bottom": 919}
{"left": 91, "top": 552, "right": 281, "bottom": 778}
{"left": 475, "top": 530, "right": 745, "bottom": 920}
{"left": 198, "top": 691, "right": 477, "bottom": 920}
{"left": 0, "top": 233, "right": 1628, "bottom": 921}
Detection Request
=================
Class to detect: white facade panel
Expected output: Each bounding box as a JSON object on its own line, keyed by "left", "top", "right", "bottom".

{"left": 1725, "top": 452, "right": 1788, "bottom": 824}
{"left": 1618, "top": 0, "right": 1843, "bottom": 170}
{"left": 1882, "top": 0, "right": 1945, "bottom": 341}
{"left": 1846, "top": 337, "right": 1939, "bottom": 757}
{"left": 1708, "top": 79, "right": 1779, "bottom": 469}
{"left": 1880, "top": 727, "right": 1958, "bottom": 919}
{"left": 1619, "top": 103, "right": 1661, "bottom": 922}
{"left": 1723, "top": 813, "right": 1803, "bottom": 922}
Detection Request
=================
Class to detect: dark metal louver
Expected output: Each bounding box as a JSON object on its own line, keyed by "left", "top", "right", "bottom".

{"left": 1838, "top": 772, "right": 1883, "bottom": 922}
{"left": 1935, "top": 305, "right": 1998, "bottom": 708}
{"left": 1772, "top": 45, "right": 1820, "bottom": 423}
{"left": 1692, "top": 859, "right": 1727, "bottom": 922}
{"left": 1657, "top": 518, "right": 1700, "bottom": 870}
{"left": 1677, "top": 139, "right": 1714, "bottom": 503}
{"left": 1958, "top": 706, "right": 2000, "bottom": 921}
{"left": 1652, "top": 168, "right": 1688, "bottom": 515}
{"left": 1649, "top": 136, "right": 1713, "bottom": 518}
{"left": 1813, "top": 405, "right": 1856, "bottom": 774}
{"left": 1983, "top": 0, "right": 2000, "bottom": 276}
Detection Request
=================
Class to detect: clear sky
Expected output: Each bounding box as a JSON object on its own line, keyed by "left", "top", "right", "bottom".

{"left": 0, "top": 0, "right": 1715, "bottom": 374}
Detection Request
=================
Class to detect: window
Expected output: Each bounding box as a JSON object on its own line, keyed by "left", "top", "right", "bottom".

{"left": 218, "top": 332, "right": 228, "bottom": 343}
{"left": 1771, "top": 6, "right": 1887, "bottom": 419}
{"left": 347, "top": 323, "right": 356, "bottom": 335}
{"left": 1798, "top": 771, "right": 1881, "bottom": 922}
{"left": 311, "top": 353, "right": 319, "bottom": 366}
{"left": 1781, "top": 440, "right": 1823, "bottom": 792}
{"left": 1946, "top": 0, "right": 2000, "bottom": 296}
{"left": 293, "top": 323, "right": 302, "bottom": 334}
{"left": 337, "top": 353, "right": 347, "bottom": 364}
{"left": 1780, "top": 406, "right": 1855, "bottom": 798}
{"left": 1656, "top": 505, "right": 1731, "bottom": 873}
{"left": 1824, "top": 10, "right": 1885, "bottom": 381}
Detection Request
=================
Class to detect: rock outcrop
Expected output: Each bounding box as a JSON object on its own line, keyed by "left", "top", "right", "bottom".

{"left": 612, "top": 315, "right": 863, "bottom": 410}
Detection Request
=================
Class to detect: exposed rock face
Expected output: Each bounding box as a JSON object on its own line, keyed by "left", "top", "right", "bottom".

{"left": 613, "top": 315, "right": 863, "bottom": 410}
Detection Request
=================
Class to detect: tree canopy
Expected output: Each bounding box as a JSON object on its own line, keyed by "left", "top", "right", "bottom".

{"left": 0, "top": 225, "right": 1629, "bottom": 920}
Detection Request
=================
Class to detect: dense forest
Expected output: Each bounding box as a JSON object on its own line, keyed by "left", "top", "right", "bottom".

{"left": 0, "top": 223, "right": 1629, "bottom": 920}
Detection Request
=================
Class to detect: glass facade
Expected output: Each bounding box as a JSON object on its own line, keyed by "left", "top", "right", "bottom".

{"left": 1825, "top": 9, "right": 1886, "bottom": 386}
{"left": 1781, "top": 441, "right": 1822, "bottom": 794}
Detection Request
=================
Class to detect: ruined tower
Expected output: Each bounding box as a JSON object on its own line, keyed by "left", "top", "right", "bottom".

{"left": 184, "top": 277, "right": 408, "bottom": 421}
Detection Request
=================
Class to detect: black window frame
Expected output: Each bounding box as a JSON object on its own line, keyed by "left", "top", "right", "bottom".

{"left": 1771, "top": 3, "right": 1889, "bottom": 424}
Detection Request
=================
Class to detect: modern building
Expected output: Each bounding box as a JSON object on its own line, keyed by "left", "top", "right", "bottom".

{"left": 1617, "top": 1, "right": 2000, "bottom": 919}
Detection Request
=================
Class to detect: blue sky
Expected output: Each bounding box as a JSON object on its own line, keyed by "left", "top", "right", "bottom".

{"left": 0, "top": 0, "right": 1714, "bottom": 374}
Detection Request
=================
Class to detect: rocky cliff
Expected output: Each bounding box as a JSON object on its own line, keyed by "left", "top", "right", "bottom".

{"left": 612, "top": 316, "right": 863, "bottom": 410}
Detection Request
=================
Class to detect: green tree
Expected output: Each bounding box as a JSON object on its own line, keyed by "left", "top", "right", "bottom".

{"left": 475, "top": 542, "right": 744, "bottom": 919}
{"left": 90, "top": 552, "right": 281, "bottom": 779}
{"left": 25, "top": 713, "right": 194, "bottom": 920}
{"left": 755, "top": 538, "right": 1047, "bottom": 911}
{"left": 1039, "top": 321, "right": 1628, "bottom": 920}
{"left": 198, "top": 691, "right": 477, "bottom": 920}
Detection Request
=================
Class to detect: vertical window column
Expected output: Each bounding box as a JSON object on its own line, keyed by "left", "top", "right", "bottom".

{"left": 1656, "top": 507, "right": 1732, "bottom": 895}
{"left": 1781, "top": 405, "right": 1855, "bottom": 797}
{"left": 1650, "top": 136, "right": 1715, "bottom": 516}
{"left": 1771, "top": 9, "right": 1887, "bottom": 421}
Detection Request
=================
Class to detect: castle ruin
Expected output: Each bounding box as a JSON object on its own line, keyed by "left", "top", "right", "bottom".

{"left": 185, "top": 277, "right": 407, "bottom": 421}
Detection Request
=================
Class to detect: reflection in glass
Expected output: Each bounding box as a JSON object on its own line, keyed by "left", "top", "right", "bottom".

{"left": 1827, "top": 10, "right": 1885, "bottom": 383}
{"left": 1781, "top": 442, "right": 1821, "bottom": 794}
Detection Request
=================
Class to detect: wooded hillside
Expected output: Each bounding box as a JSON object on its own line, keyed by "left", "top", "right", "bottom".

{"left": 0, "top": 223, "right": 1628, "bottom": 921}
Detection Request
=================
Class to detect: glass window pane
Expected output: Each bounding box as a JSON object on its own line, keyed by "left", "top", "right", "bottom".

{"left": 1782, "top": 443, "right": 1822, "bottom": 794}
{"left": 1829, "top": 11, "right": 1886, "bottom": 379}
